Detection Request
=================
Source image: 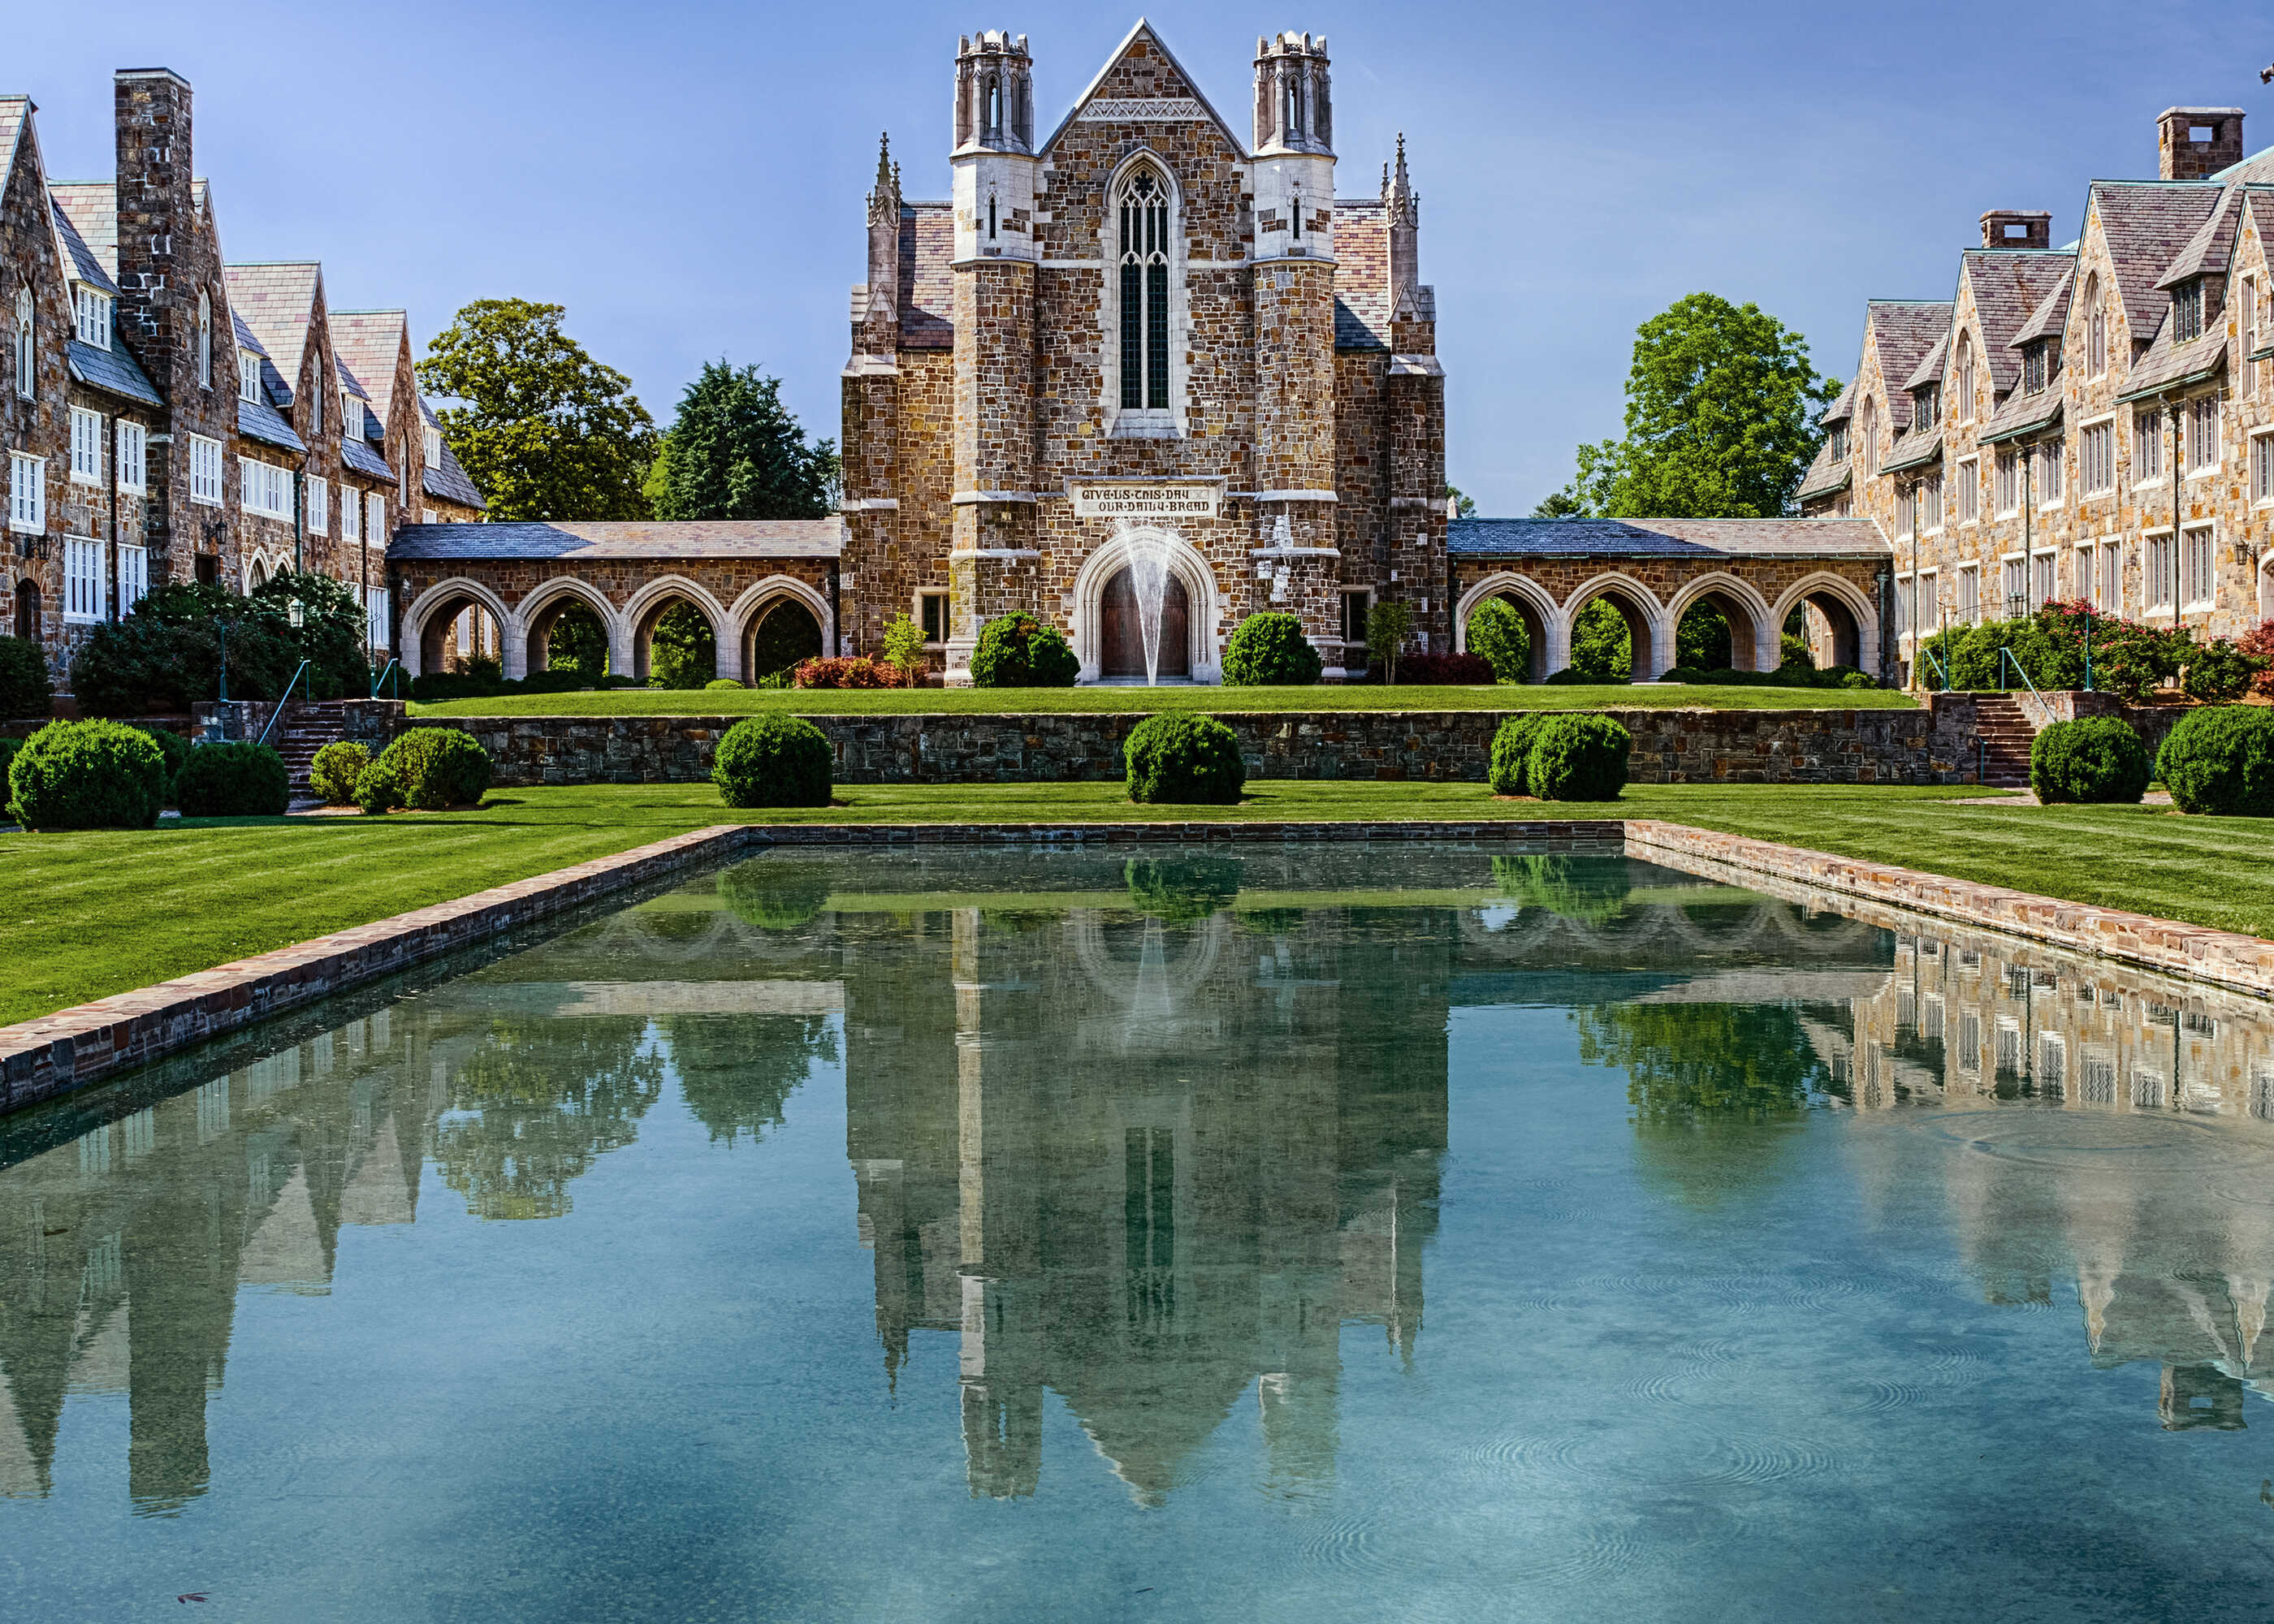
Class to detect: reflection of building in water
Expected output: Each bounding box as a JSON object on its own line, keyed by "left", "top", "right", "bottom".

{"left": 1828, "top": 924, "right": 2274, "bottom": 1427}
{"left": 841, "top": 897, "right": 1449, "bottom": 1504}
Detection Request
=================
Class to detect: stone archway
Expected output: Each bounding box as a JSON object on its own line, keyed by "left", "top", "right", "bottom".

{"left": 729, "top": 577, "right": 835, "bottom": 685}
{"left": 1456, "top": 572, "right": 1559, "bottom": 680}
{"left": 1100, "top": 568, "right": 1191, "bottom": 678}
{"left": 403, "top": 577, "right": 515, "bottom": 678}
{"left": 518, "top": 578, "right": 620, "bottom": 679}
{"left": 1562, "top": 572, "right": 1670, "bottom": 681}
{"left": 623, "top": 576, "right": 733, "bottom": 685}
{"left": 1773, "top": 572, "right": 1879, "bottom": 675}
{"left": 1667, "top": 573, "right": 1776, "bottom": 672}
{"left": 1071, "top": 528, "right": 1221, "bottom": 683}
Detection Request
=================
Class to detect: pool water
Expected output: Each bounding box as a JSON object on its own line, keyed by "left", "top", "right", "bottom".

{"left": 6, "top": 844, "right": 2274, "bottom": 1621}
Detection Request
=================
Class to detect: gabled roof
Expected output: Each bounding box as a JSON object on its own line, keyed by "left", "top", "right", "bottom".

{"left": 1882, "top": 429, "right": 1943, "bottom": 476}
{"left": 1795, "top": 441, "right": 1851, "bottom": 503}
{"left": 1957, "top": 250, "right": 2073, "bottom": 393}
{"left": 422, "top": 443, "right": 486, "bottom": 511}
{"left": 50, "top": 197, "right": 115, "bottom": 294}
{"left": 1447, "top": 516, "right": 1888, "bottom": 559}
{"left": 2118, "top": 327, "right": 2227, "bottom": 403}
{"left": 1902, "top": 331, "right": 1948, "bottom": 391}
{"left": 388, "top": 520, "right": 837, "bottom": 561}
{"left": 67, "top": 335, "right": 160, "bottom": 407}
{"left": 2155, "top": 184, "right": 2242, "bottom": 288}
{"left": 2090, "top": 180, "right": 2221, "bottom": 346}
{"left": 1040, "top": 18, "right": 1246, "bottom": 159}
{"left": 2009, "top": 265, "right": 2073, "bottom": 347}
{"left": 1818, "top": 376, "right": 1857, "bottom": 427}
{"left": 331, "top": 310, "right": 409, "bottom": 423}
{"left": 341, "top": 434, "right": 394, "bottom": 482}
{"left": 0, "top": 99, "right": 28, "bottom": 202}
{"left": 47, "top": 182, "right": 117, "bottom": 279}
{"left": 1978, "top": 384, "right": 2061, "bottom": 444}
{"left": 1865, "top": 302, "right": 1950, "bottom": 430}
{"left": 223, "top": 261, "right": 320, "bottom": 390}
{"left": 237, "top": 395, "right": 306, "bottom": 453}
{"left": 334, "top": 356, "right": 372, "bottom": 404}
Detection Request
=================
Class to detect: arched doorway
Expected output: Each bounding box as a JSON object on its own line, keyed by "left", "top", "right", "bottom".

{"left": 1565, "top": 585, "right": 1658, "bottom": 681}
{"left": 746, "top": 598, "right": 824, "bottom": 683}
{"left": 1465, "top": 593, "right": 1542, "bottom": 681}
{"left": 12, "top": 578, "right": 38, "bottom": 641}
{"left": 1673, "top": 587, "right": 1764, "bottom": 672}
{"left": 416, "top": 589, "right": 506, "bottom": 676}
{"left": 525, "top": 592, "right": 612, "bottom": 680}
{"left": 632, "top": 594, "right": 717, "bottom": 686}
{"left": 1790, "top": 594, "right": 1861, "bottom": 670}
{"left": 1100, "top": 568, "right": 1191, "bottom": 679}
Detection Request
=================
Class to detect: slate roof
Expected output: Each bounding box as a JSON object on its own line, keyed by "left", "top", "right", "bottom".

{"left": 1867, "top": 303, "right": 1950, "bottom": 430}
{"left": 2119, "top": 330, "right": 2227, "bottom": 402}
{"left": 1333, "top": 198, "right": 1389, "bottom": 349}
{"left": 342, "top": 434, "right": 394, "bottom": 482}
{"left": 387, "top": 520, "right": 841, "bottom": 561}
{"left": 2090, "top": 181, "right": 2220, "bottom": 347}
{"left": 1447, "top": 517, "right": 1889, "bottom": 559}
{"left": 1959, "top": 250, "right": 2075, "bottom": 393}
{"left": 335, "top": 356, "right": 373, "bottom": 404}
{"left": 331, "top": 310, "right": 408, "bottom": 422}
{"left": 50, "top": 198, "right": 115, "bottom": 293}
{"left": 2009, "top": 265, "right": 2073, "bottom": 347}
{"left": 1818, "top": 377, "right": 1857, "bottom": 426}
{"left": 1794, "top": 453, "right": 1851, "bottom": 503}
{"left": 47, "top": 182, "right": 115, "bottom": 277}
{"left": 0, "top": 99, "right": 28, "bottom": 203}
{"left": 237, "top": 396, "right": 306, "bottom": 453}
{"left": 422, "top": 443, "right": 486, "bottom": 511}
{"left": 1881, "top": 429, "right": 1943, "bottom": 476}
{"left": 2155, "top": 185, "right": 2242, "bottom": 287}
{"left": 1978, "top": 383, "right": 2061, "bottom": 444}
{"left": 893, "top": 203, "right": 956, "bottom": 348}
{"left": 67, "top": 335, "right": 161, "bottom": 407}
{"left": 1902, "top": 331, "right": 1948, "bottom": 391}
{"left": 223, "top": 262, "right": 319, "bottom": 390}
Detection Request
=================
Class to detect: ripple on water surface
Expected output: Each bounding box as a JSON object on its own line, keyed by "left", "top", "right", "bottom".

{"left": 1921, "top": 1108, "right": 2274, "bottom": 1173}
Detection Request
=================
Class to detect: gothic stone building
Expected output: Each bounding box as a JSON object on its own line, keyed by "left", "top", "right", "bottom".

{"left": 1802, "top": 105, "right": 2274, "bottom": 684}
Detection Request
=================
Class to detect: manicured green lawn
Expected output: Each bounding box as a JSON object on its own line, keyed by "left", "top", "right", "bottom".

{"left": 410, "top": 682, "right": 1918, "bottom": 718}
{"left": 6, "top": 780, "right": 2267, "bottom": 1026}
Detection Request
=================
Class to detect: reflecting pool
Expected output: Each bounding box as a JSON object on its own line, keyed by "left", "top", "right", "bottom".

{"left": 6, "top": 844, "right": 2274, "bottom": 1620}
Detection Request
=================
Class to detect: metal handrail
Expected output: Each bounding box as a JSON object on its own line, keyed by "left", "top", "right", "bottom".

{"left": 370, "top": 658, "right": 401, "bottom": 700}
{"left": 255, "top": 661, "right": 312, "bottom": 750}
{"left": 1997, "top": 646, "right": 2052, "bottom": 726}
{"left": 1917, "top": 643, "right": 1951, "bottom": 691}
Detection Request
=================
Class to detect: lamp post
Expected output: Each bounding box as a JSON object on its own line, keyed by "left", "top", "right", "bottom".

{"left": 288, "top": 598, "right": 304, "bottom": 631}
{"left": 216, "top": 616, "right": 231, "bottom": 702}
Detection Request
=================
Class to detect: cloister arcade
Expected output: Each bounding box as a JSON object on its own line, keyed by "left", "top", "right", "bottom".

{"left": 1446, "top": 517, "right": 1891, "bottom": 682}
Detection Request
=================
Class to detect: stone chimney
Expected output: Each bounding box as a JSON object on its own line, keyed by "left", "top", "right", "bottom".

{"left": 2159, "top": 107, "right": 2245, "bottom": 180}
{"left": 112, "top": 69, "right": 195, "bottom": 393}
{"left": 1980, "top": 209, "right": 2051, "bottom": 250}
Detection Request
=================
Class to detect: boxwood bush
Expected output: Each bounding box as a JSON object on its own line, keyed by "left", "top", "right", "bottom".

{"left": 353, "top": 760, "right": 401, "bottom": 815}
{"left": 0, "top": 635, "right": 52, "bottom": 720}
{"left": 712, "top": 714, "right": 832, "bottom": 808}
{"left": 1125, "top": 856, "right": 1243, "bottom": 920}
{"left": 1526, "top": 715, "right": 1632, "bottom": 801}
{"left": 970, "top": 612, "right": 1079, "bottom": 688}
{"left": 309, "top": 741, "right": 371, "bottom": 805}
{"left": 1487, "top": 713, "right": 1552, "bottom": 795}
{"left": 1221, "top": 612, "right": 1322, "bottom": 686}
{"left": 141, "top": 726, "right": 190, "bottom": 804}
{"left": 2029, "top": 717, "right": 2151, "bottom": 805}
{"left": 7, "top": 719, "right": 166, "bottom": 830}
{"left": 376, "top": 728, "right": 494, "bottom": 810}
{"left": 175, "top": 741, "right": 291, "bottom": 818}
{"left": 717, "top": 857, "right": 834, "bottom": 928}
{"left": 1123, "top": 712, "right": 1245, "bottom": 804}
{"left": 2156, "top": 707, "right": 2274, "bottom": 817}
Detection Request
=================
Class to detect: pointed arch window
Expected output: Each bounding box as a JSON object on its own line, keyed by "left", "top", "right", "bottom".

{"left": 197, "top": 288, "right": 213, "bottom": 388}
{"left": 2085, "top": 273, "right": 2107, "bottom": 377}
{"left": 1118, "top": 165, "right": 1171, "bottom": 412}
{"left": 12, "top": 286, "right": 31, "bottom": 400}
{"left": 1956, "top": 333, "right": 1975, "bottom": 423}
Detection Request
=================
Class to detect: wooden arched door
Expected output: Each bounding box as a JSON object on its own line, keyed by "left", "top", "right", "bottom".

{"left": 1100, "top": 568, "right": 1190, "bottom": 678}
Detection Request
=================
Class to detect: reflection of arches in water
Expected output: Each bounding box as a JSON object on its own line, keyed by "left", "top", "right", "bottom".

{"left": 585, "top": 905, "right": 749, "bottom": 965}
{"left": 1459, "top": 896, "right": 1883, "bottom": 961}
{"left": 1068, "top": 910, "right": 1230, "bottom": 1018}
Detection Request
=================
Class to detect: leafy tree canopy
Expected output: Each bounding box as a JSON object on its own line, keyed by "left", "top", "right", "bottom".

{"left": 651, "top": 361, "right": 840, "bottom": 521}
{"left": 416, "top": 299, "right": 657, "bottom": 521}
{"left": 1552, "top": 292, "right": 1840, "bottom": 520}
{"left": 1446, "top": 485, "right": 1478, "bottom": 518}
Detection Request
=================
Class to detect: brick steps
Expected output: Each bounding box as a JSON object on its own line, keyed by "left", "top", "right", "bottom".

{"left": 1971, "top": 695, "right": 2037, "bottom": 788}
{"left": 266, "top": 702, "right": 352, "bottom": 791}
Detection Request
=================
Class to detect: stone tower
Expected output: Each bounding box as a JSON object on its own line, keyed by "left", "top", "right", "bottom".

{"left": 1380, "top": 135, "right": 1447, "bottom": 649}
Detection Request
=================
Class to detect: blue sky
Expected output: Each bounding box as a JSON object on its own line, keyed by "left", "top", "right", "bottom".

{"left": 13, "top": 1, "right": 2274, "bottom": 514}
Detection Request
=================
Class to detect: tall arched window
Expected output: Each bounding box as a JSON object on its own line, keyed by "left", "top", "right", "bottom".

{"left": 197, "top": 288, "right": 212, "bottom": 387}
{"left": 12, "top": 286, "right": 31, "bottom": 400}
{"left": 1859, "top": 398, "right": 1878, "bottom": 474}
{"left": 1118, "top": 165, "right": 1171, "bottom": 412}
{"left": 1956, "top": 334, "right": 1975, "bottom": 423}
{"left": 2084, "top": 273, "right": 2107, "bottom": 377}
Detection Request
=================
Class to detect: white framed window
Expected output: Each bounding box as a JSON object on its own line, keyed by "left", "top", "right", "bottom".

{"left": 197, "top": 288, "right": 212, "bottom": 388}
{"left": 63, "top": 534, "right": 105, "bottom": 623}
{"left": 1994, "top": 448, "right": 2020, "bottom": 515}
{"left": 8, "top": 451, "right": 44, "bottom": 533}
{"left": 2182, "top": 525, "right": 2216, "bottom": 610}
{"left": 1956, "top": 457, "right": 1979, "bottom": 523}
{"left": 2034, "top": 439, "right": 2064, "bottom": 505}
{"left": 1956, "top": 562, "right": 1981, "bottom": 624}
{"left": 365, "top": 491, "right": 386, "bottom": 543}
{"left": 2256, "top": 431, "right": 2274, "bottom": 505}
{"left": 2186, "top": 395, "right": 2220, "bottom": 473}
{"left": 2031, "top": 548, "right": 2056, "bottom": 607}
{"left": 2098, "top": 540, "right": 2123, "bottom": 615}
{"left": 1917, "top": 567, "right": 1939, "bottom": 633}
{"left": 1109, "top": 161, "right": 1180, "bottom": 433}
{"left": 2073, "top": 543, "right": 2095, "bottom": 603}
{"left": 2146, "top": 532, "right": 2175, "bottom": 609}
{"left": 188, "top": 434, "right": 223, "bottom": 506}
{"left": 2134, "top": 406, "right": 2164, "bottom": 482}
{"left": 1894, "top": 571, "right": 1913, "bottom": 638}
{"left": 2080, "top": 420, "right": 2115, "bottom": 495}
{"left": 342, "top": 393, "right": 362, "bottom": 442}
{"left": 421, "top": 507, "right": 438, "bottom": 524}
{"left": 69, "top": 406, "right": 103, "bottom": 485}
{"left": 305, "top": 474, "right": 328, "bottom": 535}
{"left": 72, "top": 286, "right": 112, "bottom": 350}
{"left": 365, "top": 585, "right": 391, "bottom": 650}
{"left": 13, "top": 286, "right": 32, "bottom": 400}
{"left": 1921, "top": 469, "right": 1944, "bottom": 533}
{"left": 115, "top": 419, "right": 145, "bottom": 493}
{"left": 2246, "top": 274, "right": 2261, "bottom": 400}
{"left": 2002, "top": 553, "right": 2027, "bottom": 616}
{"left": 341, "top": 485, "right": 362, "bottom": 544}
{"left": 422, "top": 425, "right": 442, "bottom": 469}
{"left": 240, "top": 456, "right": 292, "bottom": 519}
{"left": 239, "top": 348, "right": 262, "bottom": 405}
{"left": 118, "top": 542, "right": 148, "bottom": 610}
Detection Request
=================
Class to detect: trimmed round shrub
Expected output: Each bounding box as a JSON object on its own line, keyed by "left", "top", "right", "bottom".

{"left": 6, "top": 719, "right": 165, "bottom": 830}
{"left": 2157, "top": 707, "right": 2274, "bottom": 817}
{"left": 309, "top": 741, "right": 370, "bottom": 805}
{"left": 1541, "top": 667, "right": 1595, "bottom": 686}
{"left": 0, "top": 635, "right": 52, "bottom": 720}
{"left": 1659, "top": 665, "right": 1707, "bottom": 685}
{"left": 1123, "top": 712, "right": 1246, "bottom": 805}
{"left": 1488, "top": 713, "right": 1552, "bottom": 795}
{"left": 141, "top": 726, "right": 190, "bottom": 804}
{"left": 1838, "top": 672, "right": 1877, "bottom": 690}
{"left": 1526, "top": 715, "right": 1632, "bottom": 801}
{"left": 1125, "top": 856, "right": 1243, "bottom": 921}
{"left": 1221, "top": 612, "right": 1323, "bottom": 686}
{"left": 712, "top": 714, "right": 832, "bottom": 808}
{"left": 717, "top": 858, "right": 833, "bottom": 928}
{"left": 705, "top": 677, "right": 746, "bottom": 691}
{"left": 2181, "top": 637, "right": 2256, "bottom": 702}
{"left": 376, "top": 728, "right": 493, "bottom": 810}
{"left": 353, "top": 760, "right": 400, "bottom": 815}
{"left": 2030, "top": 717, "right": 2151, "bottom": 806}
{"left": 969, "top": 612, "right": 1079, "bottom": 688}
{"left": 175, "top": 741, "right": 291, "bottom": 818}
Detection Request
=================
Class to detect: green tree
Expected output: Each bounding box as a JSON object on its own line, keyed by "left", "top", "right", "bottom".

{"left": 547, "top": 605, "right": 610, "bottom": 678}
{"left": 650, "top": 361, "right": 840, "bottom": 520}
{"left": 416, "top": 299, "right": 657, "bottom": 521}
{"left": 1446, "top": 485, "right": 1478, "bottom": 518}
{"left": 1532, "top": 486, "right": 1588, "bottom": 519}
{"left": 882, "top": 613, "right": 926, "bottom": 684}
{"left": 1366, "top": 599, "right": 1413, "bottom": 683}
{"left": 1567, "top": 598, "right": 1631, "bottom": 680}
{"left": 1467, "top": 597, "right": 1532, "bottom": 683}
{"left": 1567, "top": 292, "right": 1838, "bottom": 520}
{"left": 649, "top": 604, "right": 715, "bottom": 687}
{"left": 1675, "top": 602, "right": 1731, "bottom": 669}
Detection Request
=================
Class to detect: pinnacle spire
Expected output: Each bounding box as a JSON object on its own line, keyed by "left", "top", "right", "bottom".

{"left": 866, "top": 132, "right": 902, "bottom": 229}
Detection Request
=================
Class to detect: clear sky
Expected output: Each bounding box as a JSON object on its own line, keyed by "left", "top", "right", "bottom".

{"left": 13, "top": 1, "right": 2274, "bottom": 515}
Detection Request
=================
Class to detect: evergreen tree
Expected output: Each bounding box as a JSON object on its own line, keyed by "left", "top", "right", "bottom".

{"left": 651, "top": 361, "right": 839, "bottom": 521}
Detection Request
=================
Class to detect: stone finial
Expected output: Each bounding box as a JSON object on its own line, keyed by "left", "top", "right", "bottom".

{"left": 1383, "top": 133, "right": 1419, "bottom": 229}
{"left": 866, "top": 132, "right": 902, "bottom": 229}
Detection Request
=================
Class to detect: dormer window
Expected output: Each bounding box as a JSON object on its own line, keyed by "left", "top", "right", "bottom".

{"left": 1912, "top": 383, "right": 1939, "bottom": 431}
{"left": 1829, "top": 424, "right": 1849, "bottom": 462}
{"left": 342, "top": 391, "right": 361, "bottom": 442}
{"left": 71, "top": 287, "right": 111, "bottom": 350}
{"left": 2021, "top": 339, "right": 2060, "bottom": 395}
{"left": 2172, "top": 279, "right": 2205, "bottom": 343}
{"left": 239, "top": 348, "right": 262, "bottom": 404}
{"left": 423, "top": 425, "right": 443, "bottom": 470}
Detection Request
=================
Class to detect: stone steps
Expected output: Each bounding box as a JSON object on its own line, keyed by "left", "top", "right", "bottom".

{"left": 265, "top": 702, "right": 352, "bottom": 790}
{"left": 1971, "top": 696, "right": 2037, "bottom": 788}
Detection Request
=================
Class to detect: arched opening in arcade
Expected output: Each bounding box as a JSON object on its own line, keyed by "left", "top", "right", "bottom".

{"left": 1463, "top": 593, "right": 1544, "bottom": 682}
{"left": 633, "top": 594, "right": 717, "bottom": 687}
{"left": 525, "top": 594, "right": 613, "bottom": 680}
{"left": 1787, "top": 591, "right": 1863, "bottom": 672}
{"left": 246, "top": 555, "right": 270, "bottom": 590}
{"left": 417, "top": 588, "right": 506, "bottom": 677}
{"left": 1100, "top": 566, "right": 1191, "bottom": 680}
{"left": 1564, "top": 583, "right": 1657, "bottom": 682}
{"left": 745, "top": 598, "right": 824, "bottom": 685}
{"left": 1672, "top": 588, "right": 1764, "bottom": 673}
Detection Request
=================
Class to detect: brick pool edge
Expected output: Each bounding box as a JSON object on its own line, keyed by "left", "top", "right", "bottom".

{"left": 6, "top": 814, "right": 2269, "bottom": 1120}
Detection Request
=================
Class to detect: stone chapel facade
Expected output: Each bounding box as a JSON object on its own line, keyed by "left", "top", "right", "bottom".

{"left": 839, "top": 21, "right": 1448, "bottom": 682}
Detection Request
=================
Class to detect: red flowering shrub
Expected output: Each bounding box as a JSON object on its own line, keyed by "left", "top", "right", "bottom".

{"left": 2241, "top": 620, "right": 2274, "bottom": 699}
{"left": 793, "top": 656, "right": 905, "bottom": 689}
